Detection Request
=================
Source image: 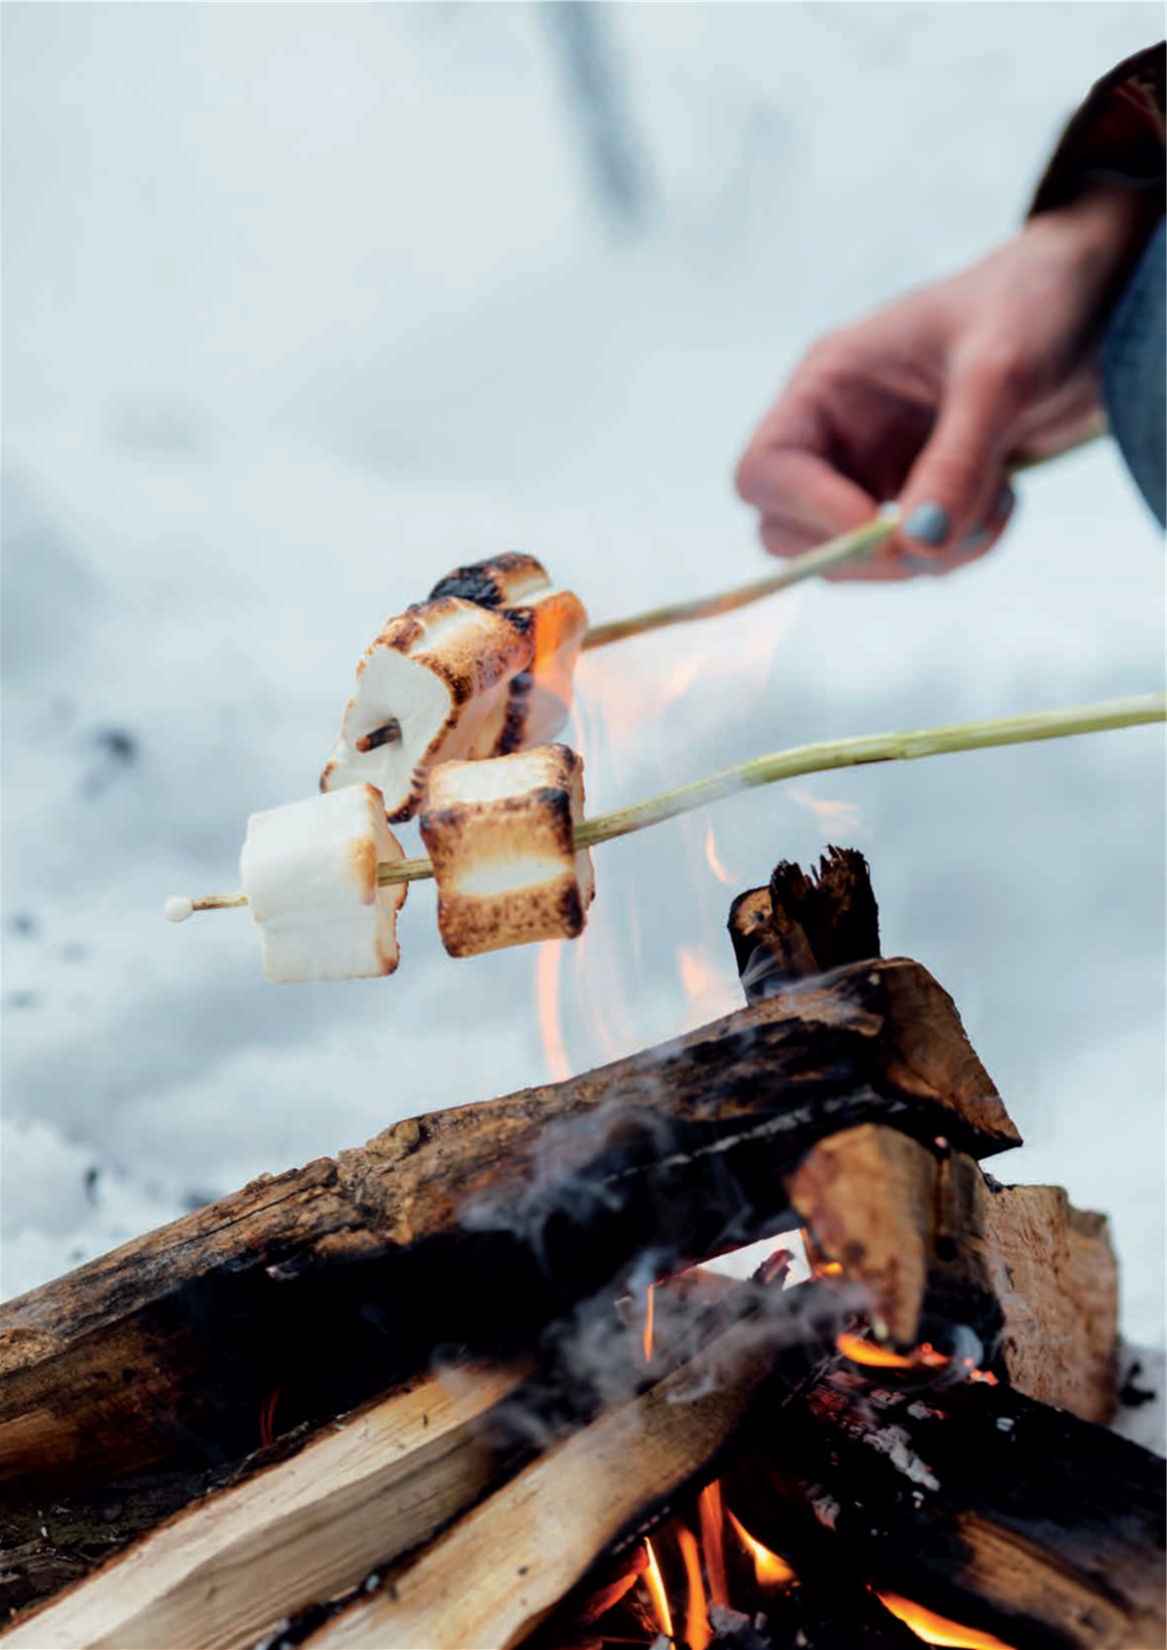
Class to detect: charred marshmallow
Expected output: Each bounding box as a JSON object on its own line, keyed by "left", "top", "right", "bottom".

{"left": 321, "top": 597, "right": 535, "bottom": 822}
{"left": 240, "top": 785, "right": 407, "bottom": 983}
{"left": 428, "top": 555, "right": 588, "bottom": 754}
{"left": 419, "top": 744, "right": 595, "bottom": 958}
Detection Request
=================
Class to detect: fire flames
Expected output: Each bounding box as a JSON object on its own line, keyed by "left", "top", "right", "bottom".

{"left": 877, "top": 1593, "right": 1018, "bottom": 1648}
{"left": 642, "top": 1536, "right": 673, "bottom": 1641}
{"left": 727, "top": 1511, "right": 797, "bottom": 1588}
{"left": 703, "top": 823, "right": 734, "bottom": 887}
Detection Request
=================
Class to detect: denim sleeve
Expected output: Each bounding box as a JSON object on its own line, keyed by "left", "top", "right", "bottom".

{"left": 1102, "top": 217, "right": 1166, "bottom": 527}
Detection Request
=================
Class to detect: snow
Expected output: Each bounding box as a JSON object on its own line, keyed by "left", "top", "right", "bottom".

{"left": 3, "top": 3, "right": 1163, "bottom": 1381}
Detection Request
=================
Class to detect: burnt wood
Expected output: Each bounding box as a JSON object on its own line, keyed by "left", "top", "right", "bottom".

{"left": 293, "top": 1291, "right": 839, "bottom": 1650}
{"left": 749, "top": 1368, "right": 1166, "bottom": 1650}
{"left": 0, "top": 958, "right": 1016, "bottom": 1494}
{"left": 787, "top": 1123, "right": 1119, "bottom": 1423}
{"left": 728, "top": 847, "right": 880, "bottom": 1000}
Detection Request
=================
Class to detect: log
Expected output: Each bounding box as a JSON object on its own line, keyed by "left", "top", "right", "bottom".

{"left": 296, "top": 1289, "right": 839, "bottom": 1650}
{"left": 0, "top": 957, "right": 1016, "bottom": 1494}
{"left": 787, "top": 1124, "right": 1119, "bottom": 1422}
{"left": 0, "top": 1364, "right": 528, "bottom": 1650}
{"left": 728, "top": 847, "right": 880, "bottom": 1001}
{"left": 750, "top": 1368, "right": 1166, "bottom": 1650}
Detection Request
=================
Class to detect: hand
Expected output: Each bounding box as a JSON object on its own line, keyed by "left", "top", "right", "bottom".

{"left": 735, "top": 187, "right": 1160, "bottom": 580}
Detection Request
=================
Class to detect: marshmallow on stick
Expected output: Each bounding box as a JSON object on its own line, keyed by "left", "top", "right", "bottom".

{"left": 240, "top": 785, "right": 407, "bottom": 983}
{"left": 321, "top": 597, "right": 534, "bottom": 822}
{"left": 419, "top": 744, "right": 595, "bottom": 958}
{"left": 429, "top": 555, "right": 588, "bottom": 753}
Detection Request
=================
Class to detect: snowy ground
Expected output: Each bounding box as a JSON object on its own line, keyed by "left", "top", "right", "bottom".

{"left": 3, "top": 0, "right": 1164, "bottom": 1403}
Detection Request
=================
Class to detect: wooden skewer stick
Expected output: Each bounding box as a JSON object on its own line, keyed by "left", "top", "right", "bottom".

{"left": 580, "top": 434, "right": 1104, "bottom": 651}
{"left": 167, "top": 692, "right": 1165, "bottom": 915}
{"left": 582, "top": 511, "right": 898, "bottom": 650}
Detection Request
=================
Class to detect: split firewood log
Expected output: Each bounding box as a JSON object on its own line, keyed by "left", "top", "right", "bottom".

{"left": 293, "top": 1290, "right": 839, "bottom": 1650}
{"left": 747, "top": 1367, "right": 1166, "bottom": 1650}
{"left": 0, "top": 1364, "right": 527, "bottom": 1650}
{"left": 0, "top": 958, "right": 1016, "bottom": 1495}
{"left": 787, "top": 1123, "right": 1120, "bottom": 1424}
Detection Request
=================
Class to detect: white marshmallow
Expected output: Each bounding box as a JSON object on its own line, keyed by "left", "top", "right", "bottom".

{"left": 419, "top": 745, "right": 595, "bottom": 958}
{"left": 240, "top": 785, "right": 407, "bottom": 983}
{"left": 164, "top": 896, "right": 194, "bottom": 924}
{"left": 321, "top": 598, "right": 534, "bottom": 822}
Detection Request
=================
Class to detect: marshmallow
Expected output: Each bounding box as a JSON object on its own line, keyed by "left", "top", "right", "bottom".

{"left": 240, "top": 785, "right": 407, "bottom": 983}
{"left": 428, "top": 555, "right": 588, "bottom": 752}
{"left": 429, "top": 551, "right": 551, "bottom": 610}
{"left": 499, "top": 588, "right": 588, "bottom": 749}
{"left": 419, "top": 744, "right": 595, "bottom": 958}
{"left": 321, "top": 597, "right": 534, "bottom": 822}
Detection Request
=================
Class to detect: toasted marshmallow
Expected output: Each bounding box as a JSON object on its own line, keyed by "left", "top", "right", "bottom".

{"left": 240, "top": 785, "right": 407, "bottom": 983}
{"left": 419, "top": 745, "right": 595, "bottom": 958}
{"left": 429, "top": 555, "right": 588, "bottom": 753}
{"left": 498, "top": 588, "right": 588, "bottom": 750}
{"left": 429, "top": 551, "right": 551, "bottom": 610}
{"left": 321, "top": 598, "right": 534, "bottom": 822}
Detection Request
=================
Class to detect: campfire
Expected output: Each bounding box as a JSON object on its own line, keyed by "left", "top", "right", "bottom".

{"left": 0, "top": 848, "right": 1162, "bottom": 1650}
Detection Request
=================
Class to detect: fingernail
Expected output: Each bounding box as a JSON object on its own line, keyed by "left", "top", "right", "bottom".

{"left": 902, "top": 501, "right": 951, "bottom": 547}
{"left": 956, "top": 526, "right": 991, "bottom": 556}
{"left": 902, "top": 552, "right": 943, "bottom": 575}
{"left": 994, "top": 483, "right": 1016, "bottom": 517}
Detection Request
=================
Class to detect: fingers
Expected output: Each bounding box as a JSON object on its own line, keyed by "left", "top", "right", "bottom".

{"left": 739, "top": 445, "right": 878, "bottom": 561}
{"left": 896, "top": 351, "right": 1026, "bottom": 565}
{"left": 736, "top": 409, "right": 880, "bottom": 561}
{"left": 898, "top": 481, "right": 1017, "bottom": 579}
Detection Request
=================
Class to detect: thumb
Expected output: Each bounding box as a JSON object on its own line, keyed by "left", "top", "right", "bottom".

{"left": 898, "top": 364, "right": 1011, "bottom": 560}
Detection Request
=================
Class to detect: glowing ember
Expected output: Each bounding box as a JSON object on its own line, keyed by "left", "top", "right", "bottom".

{"left": 698, "top": 1482, "right": 729, "bottom": 1607}
{"left": 703, "top": 823, "right": 734, "bottom": 887}
{"left": 259, "top": 1384, "right": 280, "bottom": 1448}
{"left": 642, "top": 1538, "right": 673, "bottom": 1641}
{"left": 727, "top": 1511, "right": 797, "bottom": 1588}
{"left": 816, "top": 1259, "right": 844, "bottom": 1277}
{"left": 535, "top": 940, "right": 570, "bottom": 1082}
{"left": 643, "top": 1284, "right": 655, "bottom": 1365}
{"left": 677, "top": 1528, "right": 711, "bottom": 1650}
{"left": 877, "top": 1592, "right": 1018, "bottom": 1648}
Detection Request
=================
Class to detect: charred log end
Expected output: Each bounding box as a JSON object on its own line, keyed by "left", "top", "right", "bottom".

{"left": 731, "top": 846, "right": 881, "bottom": 1002}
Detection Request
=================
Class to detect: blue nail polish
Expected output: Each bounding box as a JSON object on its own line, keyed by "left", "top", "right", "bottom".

{"left": 994, "top": 483, "right": 1016, "bottom": 517}
{"left": 902, "top": 552, "right": 943, "bottom": 574}
{"left": 902, "top": 501, "right": 951, "bottom": 547}
{"left": 956, "top": 526, "right": 991, "bottom": 555}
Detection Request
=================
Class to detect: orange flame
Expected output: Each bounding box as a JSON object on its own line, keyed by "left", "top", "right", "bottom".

{"left": 698, "top": 1482, "right": 729, "bottom": 1608}
{"left": 877, "top": 1593, "right": 1018, "bottom": 1648}
{"left": 642, "top": 1284, "right": 655, "bottom": 1365}
{"left": 727, "top": 1511, "right": 797, "bottom": 1588}
{"left": 535, "top": 941, "right": 570, "bottom": 1083}
{"left": 678, "top": 1527, "right": 711, "bottom": 1650}
{"left": 788, "top": 788, "right": 863, "bottom": 836}
{"left": 643, "top": 1538, "right": 673, "bottom": 1641}
{"left": 703, "top": 823, "right": 734, "bottom": 887}
{"left": 836, "top": 1335, "right": 999, "bottom": 1383}
{"left": 836, "top": 1334, "right": 923, "bottom": 1370}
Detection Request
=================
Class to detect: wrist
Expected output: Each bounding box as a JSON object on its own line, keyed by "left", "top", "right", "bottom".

{"left": 1028, "top": 183, "right": 1161, "bottom": 272}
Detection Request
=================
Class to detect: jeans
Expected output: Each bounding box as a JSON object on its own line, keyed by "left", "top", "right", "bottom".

{"left": 1102, "top": 214, "right": 1166, "bottom": 528}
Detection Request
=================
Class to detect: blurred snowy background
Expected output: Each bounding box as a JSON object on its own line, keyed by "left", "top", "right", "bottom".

{"left": 3, "top": 4, "right": 1164, "bottom": 1355}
